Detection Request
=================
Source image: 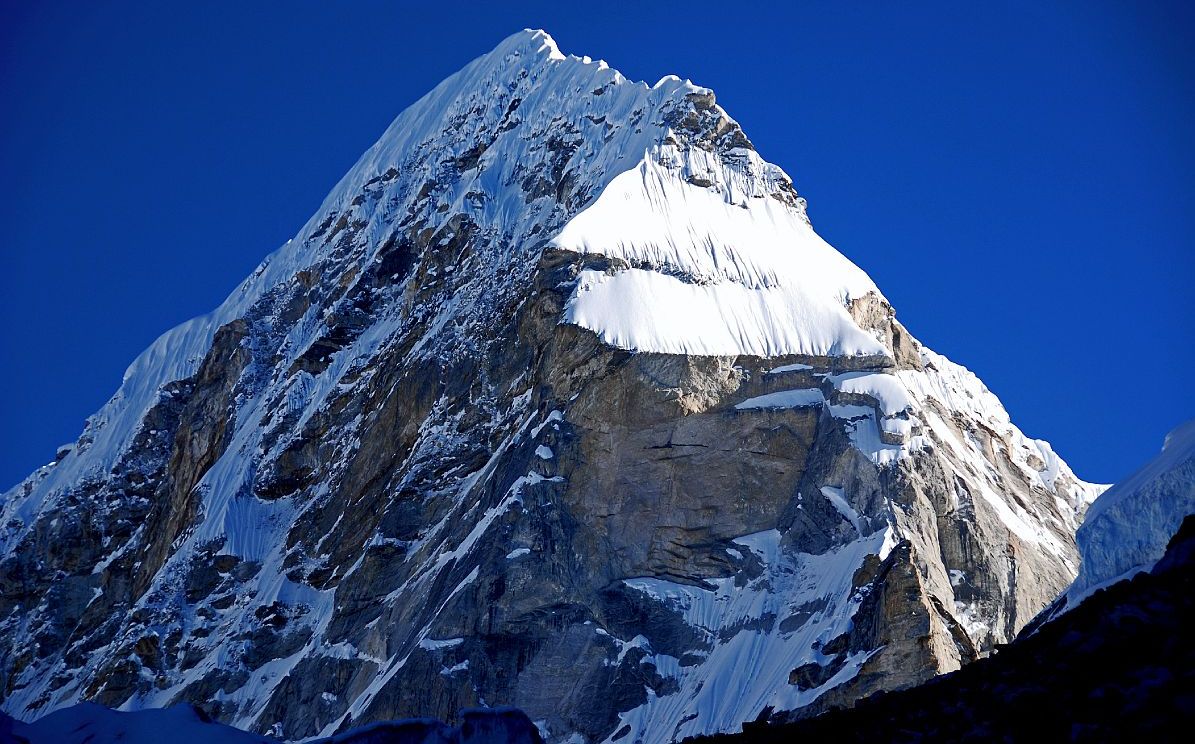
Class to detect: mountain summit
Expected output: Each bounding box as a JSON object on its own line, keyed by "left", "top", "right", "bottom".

{"left": 0, "top": 30, "right": 1102, "bottom": 742}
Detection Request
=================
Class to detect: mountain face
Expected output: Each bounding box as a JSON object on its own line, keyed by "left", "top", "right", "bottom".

{"left": 0, "top": 30, "right": 1102, "bottom": 743}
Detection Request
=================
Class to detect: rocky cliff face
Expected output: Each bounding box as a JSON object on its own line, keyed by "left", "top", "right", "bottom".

{"left": 0, "top": 30, "right": 1103, "bottom": 743}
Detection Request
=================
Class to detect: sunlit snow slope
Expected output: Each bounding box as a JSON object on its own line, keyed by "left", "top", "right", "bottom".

{"left": 1050, "top": 418, "right": 1195, "bottom": 613}
{"left": 555, "top": 155, "right": 884, "bottom": 357}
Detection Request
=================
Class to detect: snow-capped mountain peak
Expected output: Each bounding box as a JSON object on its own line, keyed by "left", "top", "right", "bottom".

{"left": 1, "top": 30, "right": 1101, "bottom": 744}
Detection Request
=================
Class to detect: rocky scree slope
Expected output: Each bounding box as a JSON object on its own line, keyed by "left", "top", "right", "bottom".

{"left": 0, "top": 30, "right": 1102, "bottom": 743}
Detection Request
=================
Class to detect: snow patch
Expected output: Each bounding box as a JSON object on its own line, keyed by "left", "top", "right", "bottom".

{"left": 766, "top": 363, "right": 814, "bottom": 374}
{"left": 820, "top": 486, "right": 862, "bottom": 536}
{"left": 417, "top": 637, "right": 464, "bottom": 651}
{"left": 735, "top": 388, "right": 825, "bottom": 410}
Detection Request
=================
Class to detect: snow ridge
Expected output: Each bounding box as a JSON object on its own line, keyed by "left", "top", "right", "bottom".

{"left": 1061, "top": 418, "right": 1195, "bottom": 609}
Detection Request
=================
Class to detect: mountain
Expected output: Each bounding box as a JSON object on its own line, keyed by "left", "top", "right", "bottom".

{"left": 0, "top": 30, "right": 1102, "bottom": 742}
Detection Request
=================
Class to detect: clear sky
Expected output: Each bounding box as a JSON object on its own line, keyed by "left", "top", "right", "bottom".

{"left": 1, "top": 1, "right": 1192, "bottom": 488}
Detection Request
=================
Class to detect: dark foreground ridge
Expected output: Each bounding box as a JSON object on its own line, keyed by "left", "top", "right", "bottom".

{"left": 0, "top": 704, "right": 544, "bottom": 744}
{"left": 691, "top": 514, "right": 1195, "bottom": 743}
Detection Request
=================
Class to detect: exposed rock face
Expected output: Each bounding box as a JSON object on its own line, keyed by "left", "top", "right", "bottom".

{"left": 0, "top": 30, "right": 1102, "bottom": 743}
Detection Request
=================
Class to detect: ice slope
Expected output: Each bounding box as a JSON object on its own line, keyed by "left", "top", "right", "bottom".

{"left": 1061, "top": 418, "right": 1195, "bottom": 607}
{"left": 555, "top": 155, "right": 884, "bottom": 357}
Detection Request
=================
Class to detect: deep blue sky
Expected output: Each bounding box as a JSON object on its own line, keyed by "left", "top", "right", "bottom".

{"left": 1, "top": 1, "right": 1192, "bottom": 488}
